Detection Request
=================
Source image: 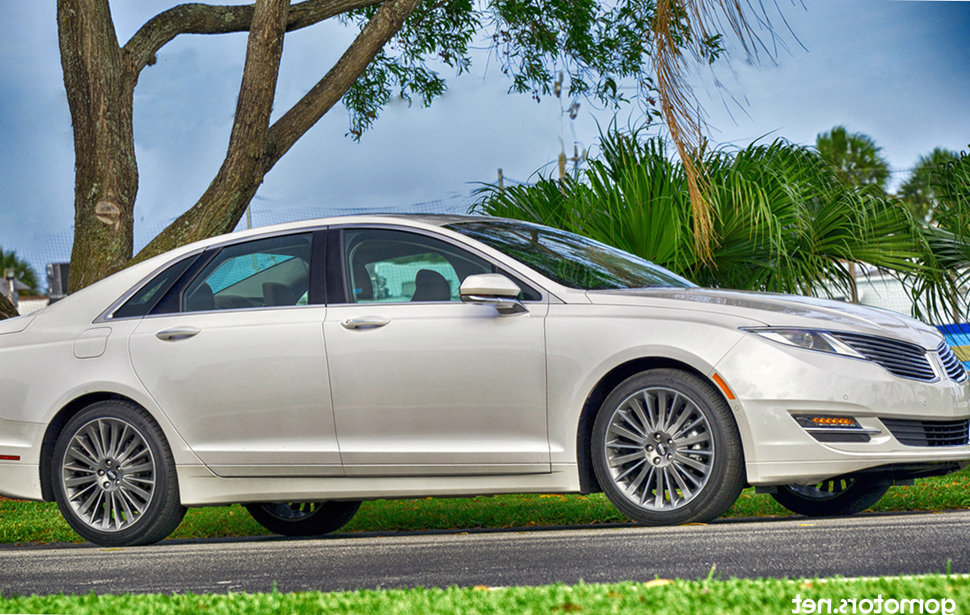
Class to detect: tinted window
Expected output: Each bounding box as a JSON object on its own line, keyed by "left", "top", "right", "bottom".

{"left": 182, "top": 233, "right": 313, "bottom": 312}
{"left": 113, "top": 255, "right": 198, "bottom": 319}
{"left": 447, "top": 220, "right": 695, "bottom": 290}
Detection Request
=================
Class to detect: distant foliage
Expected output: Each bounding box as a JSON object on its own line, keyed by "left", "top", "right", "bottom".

{"left": 0, "top": 247, "right": 40, "bottom": 296}
{"left": 815, "top": 126, "right": 891, "bottom": 192}
{"left": 899, "top": 148, "right": 961, "bottom": 222}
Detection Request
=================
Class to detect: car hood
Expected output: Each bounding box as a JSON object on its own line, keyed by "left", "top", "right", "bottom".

{"left": 587, "top": 287, "right": 943, "bottom": 349}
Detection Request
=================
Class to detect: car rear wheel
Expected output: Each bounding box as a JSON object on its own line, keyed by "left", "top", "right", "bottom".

{"left": 51, "top": 400, "right": 186, "bottom": 546}
{"left": 771, "top": 476, "right": 890, "bottom": 517}
{"left": 245, "top": 501, "right": 362, "bottom": 536}
{"left": 592, "top": 369, "right": 745, "bottom": 526}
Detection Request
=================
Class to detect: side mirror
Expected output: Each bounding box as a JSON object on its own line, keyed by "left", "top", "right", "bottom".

{"left": 459, "top": 274, "right": 527, "bottom": 315}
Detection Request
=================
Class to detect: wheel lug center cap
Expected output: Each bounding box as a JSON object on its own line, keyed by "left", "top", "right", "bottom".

{"left": 644, "top": 435, "right": 674, "bottom": 466}
{"left": 96, "top": 460, "right": 123, "bottom": 490}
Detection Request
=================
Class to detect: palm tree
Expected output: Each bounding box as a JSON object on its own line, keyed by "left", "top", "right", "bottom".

{"left": 814, "top": 126, "right": 893, "bottom": 302}
{"left": 475, "top": 129, "right": 962, "bottom": 323}
{"left": 909, "top": 148, "right": 970, "bottom": 322}
{"left": 815, "top": 126, "right": 891, "bottom": 193}
{"left": 898, "top": 148, "right": 960, "bottom": 222}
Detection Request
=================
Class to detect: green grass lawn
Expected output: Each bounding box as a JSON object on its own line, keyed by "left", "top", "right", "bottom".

{"left": 1, "top": 468, "right": 968, "bottom": 544}
{"left": 1, "top": 472, "right": 967, "bottom": 613}
{"left": 1, "top": 576, "right": 967, "bottom": 614}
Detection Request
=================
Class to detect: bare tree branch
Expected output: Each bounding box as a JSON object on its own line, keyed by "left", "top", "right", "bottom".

{"left": 135, "top": 0, "right": 292, "bottom": 258}
{"left": 124, "top": 0, "right": 382, "bottom": 75}
{"left": 263, "top": 0, "right": 426, "bottom": 171}
{"left": 132, "top": 0, "right": 425, "bottom": 263}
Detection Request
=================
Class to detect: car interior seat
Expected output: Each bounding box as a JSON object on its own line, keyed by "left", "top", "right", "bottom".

{"left": 262, "top": 282, "right": 296, "bottom": 307}
{"left": 411, "top": 269, "right": 451, "bottom": 302}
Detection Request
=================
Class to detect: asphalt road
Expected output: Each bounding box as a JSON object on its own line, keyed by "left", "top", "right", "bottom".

{"left": 1, "top": 511, "right": 968, "bottom": 596}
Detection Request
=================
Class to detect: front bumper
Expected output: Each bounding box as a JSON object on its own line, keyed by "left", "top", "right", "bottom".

{"left": 715, "top": 335, "right": 970, "bottom": 486}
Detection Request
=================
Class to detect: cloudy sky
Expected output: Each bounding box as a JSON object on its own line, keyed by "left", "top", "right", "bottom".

{"left": 1, "top": 1, "right": 969, "bottom": 280}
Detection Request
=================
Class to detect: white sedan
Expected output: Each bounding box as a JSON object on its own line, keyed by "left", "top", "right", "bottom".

{"left": 1, "top": 215, "right": 969, "bottom": 546}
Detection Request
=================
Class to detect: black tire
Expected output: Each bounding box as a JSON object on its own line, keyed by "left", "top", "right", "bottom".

{"left": 771, "top": 476, "right": 890, "bottom": 517}
{"left": 591, "top": 368, "right": 745, "bottom": 526}
{"left": 245, "top": 501, "right": 362, "bottom": 536}
{"left": 51, "top": 400, "right": 186, "bottom": 546}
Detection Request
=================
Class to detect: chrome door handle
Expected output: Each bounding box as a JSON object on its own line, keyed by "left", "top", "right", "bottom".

{"left": 155, "top": 327, "right": 201, "bottom": 341}
{"left": 340, "top": 317, "right": 389, "bottom": 330}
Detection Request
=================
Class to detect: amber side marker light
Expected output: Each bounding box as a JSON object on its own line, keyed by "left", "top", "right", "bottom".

{"left": 807, "top": 417, "right": 857, "bottom": 427}
{"left": 793, "top": 415, "right": 879, "bottom": 443}
{"left": 0, "top": 455, "right": 20, "bottom": 461}
{"left": 711, "top": 373, "right": 736, "bottom": 401}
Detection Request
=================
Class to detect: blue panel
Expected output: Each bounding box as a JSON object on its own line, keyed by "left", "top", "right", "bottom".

{"left": 937, "top": 323, "right": 970, "bottom": 369}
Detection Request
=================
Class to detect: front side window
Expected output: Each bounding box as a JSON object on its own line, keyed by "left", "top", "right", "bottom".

{"left": 342, "top": 229, "right": 493, "bottom": 304}
{"left": 182, "top": 233, "right": 313, "bottom": 312}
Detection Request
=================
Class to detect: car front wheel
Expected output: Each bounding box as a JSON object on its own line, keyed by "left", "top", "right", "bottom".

{"left": 592, "top": 369, "right": 745, "bottom": 526}
{"left": 771, "top": 477, "right": 890, "bottom": 517}
{"left": 245, "top": 501, "right": 362, "bottom": 536}
{"left": 51, "top": 400, "right": 186, "bottom": 546}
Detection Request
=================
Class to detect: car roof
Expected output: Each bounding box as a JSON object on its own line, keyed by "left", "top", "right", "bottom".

{"left": 185, "top": 213, "right": 488, "bottom": 249}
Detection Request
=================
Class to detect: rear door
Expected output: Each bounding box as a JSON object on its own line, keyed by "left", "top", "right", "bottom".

{"left": 128, "top": 231, "right": 342, "bottom": 477}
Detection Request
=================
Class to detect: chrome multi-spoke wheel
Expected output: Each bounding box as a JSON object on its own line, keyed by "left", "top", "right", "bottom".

{"left": 771, "top": 476, "right": 890, "bottom": 517}
{"left": 60, "top": 417, "right": 157, "bottom": 532}
{"left": 52, "top": 401, "right": 185, "bottom": 546}
{"left": 604, "top": 386, "right": 714, "bottom": 510}
{"left": 592, "top": 369, "right": 744, "bottom": 525}
{"left": 245, "top": 501, "right": 361, "bottom": 536}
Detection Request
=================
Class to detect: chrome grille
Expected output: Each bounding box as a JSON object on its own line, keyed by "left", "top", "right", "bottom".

{"left": 937, "top": 341, "right": 968, "bottom": 382}
{"left": 830, "top": 332, "right": 936, "bottom": 382}
{"left": 881, "top": 418, "right": 970, "bottom": 447}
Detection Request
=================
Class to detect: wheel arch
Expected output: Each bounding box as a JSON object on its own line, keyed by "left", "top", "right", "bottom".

{"left": 39, "top": 392, "right": 145, "bottom": 502}
{"left": 575, "top": 356, "right": 738, "bottom": 495}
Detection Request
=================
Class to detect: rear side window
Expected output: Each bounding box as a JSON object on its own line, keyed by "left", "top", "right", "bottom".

{"left": 112, "top": 256, "right": 198, "bottom": 319}
{"left": 181, "top": 233, "right": 313, "bottom": 312}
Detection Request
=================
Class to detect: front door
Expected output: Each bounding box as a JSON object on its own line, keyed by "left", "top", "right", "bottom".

{"left": 324, "top": 227, "right": 550, "bottom": 476}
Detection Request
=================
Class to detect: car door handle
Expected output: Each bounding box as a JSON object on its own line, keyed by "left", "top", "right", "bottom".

{"left": 155, "top": 327, "right": 201, "bottom": 341}
{"left": 340, "top": 317, "right": 390, "bottom": 330}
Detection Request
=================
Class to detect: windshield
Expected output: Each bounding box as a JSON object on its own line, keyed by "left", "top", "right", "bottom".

{"left": 446, "top": 219, "right": 695, "bottom": 290}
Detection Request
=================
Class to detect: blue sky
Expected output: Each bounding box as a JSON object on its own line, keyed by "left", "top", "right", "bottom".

{"left": 1, "top": 1, "right": 969, "bottom": 281}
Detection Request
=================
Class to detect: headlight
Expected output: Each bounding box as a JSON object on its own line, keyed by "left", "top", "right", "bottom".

{"left": 742, "top": 328, "right": 864, "bottom": 358}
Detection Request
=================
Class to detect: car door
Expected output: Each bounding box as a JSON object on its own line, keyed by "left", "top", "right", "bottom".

{"left": 323, "top": 226, "right": 550, "bottom": 476}
{"left": 128, "top": 231, "right": 342, "bottom": 477}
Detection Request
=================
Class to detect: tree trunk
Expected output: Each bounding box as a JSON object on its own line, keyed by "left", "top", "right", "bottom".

{"left": 58, "top": 0, "right": 138, "bottom": 292}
